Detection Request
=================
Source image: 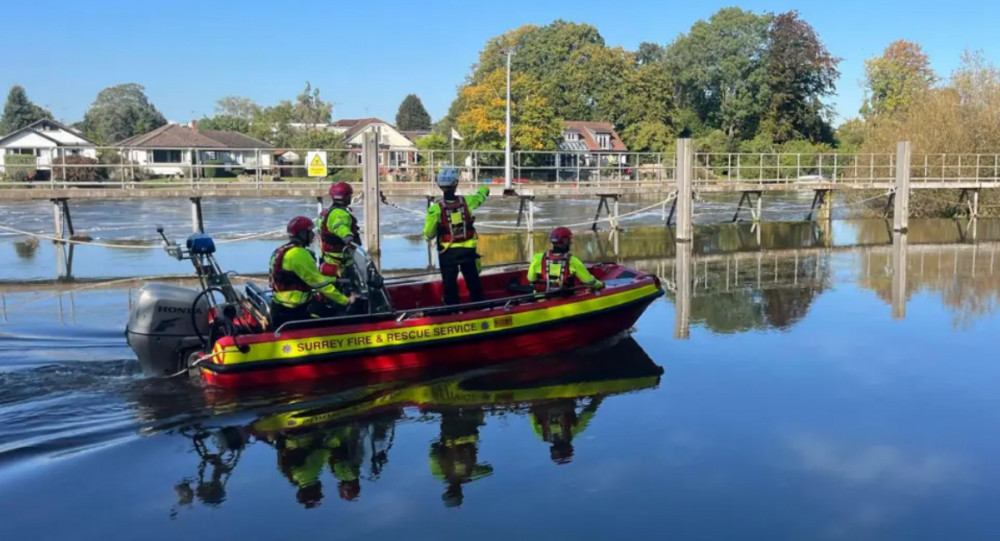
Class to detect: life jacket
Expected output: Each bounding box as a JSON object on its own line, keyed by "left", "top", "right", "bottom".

{"left": 320, "top": 206, "right": 360, "bottom": 255}
{"left": 269, "top": 243, "right": 312, "bottom": 293}
{"left": 536, "top": 251, "right": 574, "bottom": 292}
{"left": 436, "top": 197, "right": 475, "bottom": 244}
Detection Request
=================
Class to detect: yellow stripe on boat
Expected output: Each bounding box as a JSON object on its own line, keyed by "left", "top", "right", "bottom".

{"left": 217, "top": 284, "right": 659, "bottom": 367}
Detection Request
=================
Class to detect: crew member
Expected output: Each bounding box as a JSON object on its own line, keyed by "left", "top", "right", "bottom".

{"left": 269, "top": 216, "right": 354, "bottom": 326}
{"left": 530, "top": 396, "right": 604, "bottom": 465}
{"left": 319, "top": 181, "right": 361, "bottom": 277}
{"left": 527, "top": 227, "right": 604, "bottom": 294}
{"left": 423, "top": 168, "right": 491, "bottom": 305}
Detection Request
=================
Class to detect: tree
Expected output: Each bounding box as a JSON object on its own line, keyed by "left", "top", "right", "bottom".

{"left": 663, "top": 8, "right": 773, "bottom": 142}
{"left": 292, "top": 82, "right": 332, "bottom": 124}
{"left": 445, "top": 20, "right": 678, "bottom": 142}
{"left": 215, "top": 96, "right": 259, "bottom": 120}
{"left": 763, "top": 11, "right": 840, "bottom": 143}
{"left": 620, "top": 121, "right": 675, "bottom": 152}
{"left": 415, "top": 133, "right": 450, "bottom": 150}
{"left": 861, "top": 40, "right": 937, "bottom": 120}
{"left": 396, "top": 94, "right": 432, "bottom": 130}
{"left": 835, "top": 118, "right": 866, "bottom": 149}
{"left": 197, "top": 114, "right": 250, "bottom": 133}
{"left": 82, "top": 83, "right": 167, "bottom": 144}
{"left": 249, "top": 101, "right": 295, "bottom": 147}
{"left": 456, "top": 69, "right": 562, "bottom": 151}
{"left": 635, "top": 42, "right": 665, "bottom": 65}
{"left": 0, "top": 85, "right": 51, "bottom": 135}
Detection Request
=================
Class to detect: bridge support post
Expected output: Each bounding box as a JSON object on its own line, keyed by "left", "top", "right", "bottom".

{"left": 676, "top": 138, "right": 693, "bottom": 241}
{"left": 362, "top": 131, "right": 381, "bottom": 263}
{"left": 893, "top": 141, "right": 911, "bottom": 232}
{"left": 891, "top": 232, "right": 908, "bottom": 320}
{"left": 190, "top": 197, "right": 204, "bottom": 233}
{"left": 806, "top": 190, "right": 832, "bottom": 222}
{"left": 733, "top": 191, "right": 762, "bottom": 223}
{"left": 959, "top": 188, "right": 979, "bottom": 219}
{"left": 51, "top": 198, "right": 74, "bottom": 242}
{"left": 590, "top": 194, "right": 618, "bottom": 231}
{"left": 674, "top": 241, "right": 692, "bottom": 339}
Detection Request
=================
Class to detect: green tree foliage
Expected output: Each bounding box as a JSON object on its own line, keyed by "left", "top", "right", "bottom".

{"left": 620, "top": 121, "right": 674, "bottom": 152}
{"left": 215, "top": 96, "right": 259, "bottom": 120}
{"left": 763, "top": 11, "right": 840, "bottom": 143}
{"left": 2, "top": 154, "right": 37, "bottom": 182}
{"left": 292, "top": 82, "right": 333, "bottom": 124}
{"left": 444, "top": 20, "right": 677, "bottom": 148}
{"left": 415, "top": 132, "right": 450, "bottom": 150}
{"left": 663, "top": 8, "right": 773, "bottom": 142}
{"left": 835, "top": 118, "right": 866, "bottom": 150}
{"left": 197, "top": 114, "right": 250, "bottom": 133}
{"left": 395, "top": 94, "right": 432, "bottom": 130}
{"left": 861, "top": 40, "right": 937, "bottom": 120}
{"left": 82, "top": 83, "right": 167, "bottom": 144}
{"left": 249, "top": 101, "right": 295, "bottom": 147}
{"left": 635, "top": 42, "right": 665, "bottom": 65}
{"left": 0, "top": 85, "right": 51, "bottom": 135}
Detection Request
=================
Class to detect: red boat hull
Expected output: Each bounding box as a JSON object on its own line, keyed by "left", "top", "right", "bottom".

{"left": 203, "top": 295, "right": 655, "bottom": 388}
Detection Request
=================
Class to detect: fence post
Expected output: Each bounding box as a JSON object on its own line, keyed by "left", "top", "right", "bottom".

{"left": 893, "top": 141, "right": 911, "bottom": 232}
{"left": 190, "top": 197, "right": 204, "bottom": 233}
{"left": 891, "top": 231, "right": 908, "bottom": 319}
{"left": 362, "top": 131, "right": 381, "bottom": 262}
{"left": 676, "top": 138, "right": 694, "bottom": 242}
{"left": 674, "top": 241, "right": 692, "bottom": 339}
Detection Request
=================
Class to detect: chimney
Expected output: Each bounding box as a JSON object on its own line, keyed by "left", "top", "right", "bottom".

{"left": 188, "top": 119, "right": 198, "bottom": 131}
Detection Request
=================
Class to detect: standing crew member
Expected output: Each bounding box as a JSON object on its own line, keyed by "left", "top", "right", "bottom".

{"left": 527, "top": 227, "right": 604, "bottom": 293}
{"left": 423, "top": 168, "right": 491, "bottom": 305}
{"left": 269, "top": 216, "right": 354, "bottom": 326}
{"left": 319, "top": 181, "right": 361, "bottom": 277}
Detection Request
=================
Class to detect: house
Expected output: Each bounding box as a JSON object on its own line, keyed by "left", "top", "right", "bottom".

{"left": 0, "top": 119, "right": 97, "bottom": 177}
{"left": 557, "top": 121, "right": 628, "bottom": 172}
{"left": 117, "top": 121, "right": 274, "bottom": 177}
{"left": 334, "top": 118, "right": 419, "bottom": 169}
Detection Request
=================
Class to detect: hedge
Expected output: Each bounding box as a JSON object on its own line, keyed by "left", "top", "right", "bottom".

{"left": 3, "top": 154, "right": 37, "bottom": 182}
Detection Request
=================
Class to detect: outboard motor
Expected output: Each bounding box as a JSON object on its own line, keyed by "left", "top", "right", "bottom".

{"left": 127, "top": 283, "right": 210, "bottom": 376}
{"left": 126, "top": 227, "right": 250, "bottom": 377}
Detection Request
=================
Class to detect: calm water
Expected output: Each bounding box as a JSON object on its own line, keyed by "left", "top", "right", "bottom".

{"left": 2, "top": 198, "right": 1000, "bottom": 540}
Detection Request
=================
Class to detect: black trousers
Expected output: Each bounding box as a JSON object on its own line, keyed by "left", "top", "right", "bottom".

{"left": 439, "top": 247, "right": 484, "bottom": 305}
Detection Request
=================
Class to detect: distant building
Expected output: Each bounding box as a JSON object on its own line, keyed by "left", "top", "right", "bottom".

{"left": 333, "top": 118, "right": 420, "bottom": 170}
{"left": 117, "top": 121, "right": 273, "bottom": 177}
{"left": 557, "top": 121, "right": 628, "bottom": 173}
{"left": 0, "top": 119, "right": 97, "bottom": 176}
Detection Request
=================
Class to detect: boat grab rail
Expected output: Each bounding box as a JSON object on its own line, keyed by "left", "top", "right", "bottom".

{"left": 272, "top": 283, "right": 600, "bottom": 337}
{"left": 382, "top": 261, "right": 531, "bottom": 284}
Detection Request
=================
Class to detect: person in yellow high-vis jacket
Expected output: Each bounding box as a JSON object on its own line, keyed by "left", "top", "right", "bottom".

{"left": 423, "top": 168, "right": 491, "bottom": 305}
{"left": 527, "top": 227, "right": 604, "bottom": 294}
{"left": 269, "top": 216, "right": 355, "bottom": 326}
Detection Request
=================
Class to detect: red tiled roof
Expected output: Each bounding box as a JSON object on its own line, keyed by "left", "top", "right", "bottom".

{"left": 563, "top": 121, "right": 627, "bottom": 152}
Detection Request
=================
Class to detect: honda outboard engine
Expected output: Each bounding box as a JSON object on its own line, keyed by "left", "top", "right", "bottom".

{"left": 126, "top": 284, "right": 210, "bottom": 376}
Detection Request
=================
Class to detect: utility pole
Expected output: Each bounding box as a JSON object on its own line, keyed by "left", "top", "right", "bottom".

{"left": 504, "top": 48, "right": 515, "bottom": 195}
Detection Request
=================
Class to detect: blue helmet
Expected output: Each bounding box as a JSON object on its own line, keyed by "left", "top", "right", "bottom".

{"left": 436, "top": 167, "right": 459, "bottom": 187}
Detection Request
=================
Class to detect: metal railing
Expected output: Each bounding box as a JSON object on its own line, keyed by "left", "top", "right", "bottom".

{"left": 5, "top": 146, "right": 1000, "bottom": 191}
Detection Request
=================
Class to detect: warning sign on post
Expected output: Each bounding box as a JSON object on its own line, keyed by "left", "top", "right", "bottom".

{"left": 306, "top": 151, "right": 327, "bottom": 177}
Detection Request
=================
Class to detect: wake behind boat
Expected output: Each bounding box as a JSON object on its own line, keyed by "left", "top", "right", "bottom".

{"left": 125, "top": 231, "right": 664, "bottom": 388}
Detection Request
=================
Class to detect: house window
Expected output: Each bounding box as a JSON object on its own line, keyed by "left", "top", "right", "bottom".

{"left": 563, "top": 131, "right": 579, "bottom": 141}
{"left": 7, "top": 148, "right": 37, "bottom": 155}
{"left": 596, "top": 133, "right": 611, "bottom": 150}
{"left": 152, "top": 150, "right": 183, "bottom": 163}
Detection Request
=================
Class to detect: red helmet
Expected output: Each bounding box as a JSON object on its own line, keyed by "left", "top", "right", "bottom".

{"left": 549, "top": 227, "right": 572, "bottom": 249}
{"left": 329, "top": 182, "right": 353, "bottom": 204}
{"left": 286, "top": 216, "right": 315, "bottom": 243}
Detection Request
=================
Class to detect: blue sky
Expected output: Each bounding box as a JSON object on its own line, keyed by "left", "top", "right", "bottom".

{"left": 2, "top": 0, "right": 996, "bottom": 127}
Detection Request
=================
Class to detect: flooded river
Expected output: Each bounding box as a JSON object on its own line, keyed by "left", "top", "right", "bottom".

{"left": 1, "top": 196, "right": 999, "bottom": 540}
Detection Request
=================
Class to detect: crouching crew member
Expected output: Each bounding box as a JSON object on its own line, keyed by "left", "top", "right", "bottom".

{"left": 269, "top": 216, "right": 355, "bottom": 326}
{"left": 527, "top": 227, "right": 604, "bottom": 294}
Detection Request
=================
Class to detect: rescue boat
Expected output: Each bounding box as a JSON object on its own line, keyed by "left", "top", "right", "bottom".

{"left": 126, "top": 231, "right": 664, "bottom": 389}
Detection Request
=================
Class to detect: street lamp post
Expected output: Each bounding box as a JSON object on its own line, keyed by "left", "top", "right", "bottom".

{"left": 504, "top": 48, "right": 513, "bottom": 194}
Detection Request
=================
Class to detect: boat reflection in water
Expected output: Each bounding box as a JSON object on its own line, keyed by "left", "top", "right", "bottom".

{"left": 169, "top": 337, "right": 663, "bottom": 512}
